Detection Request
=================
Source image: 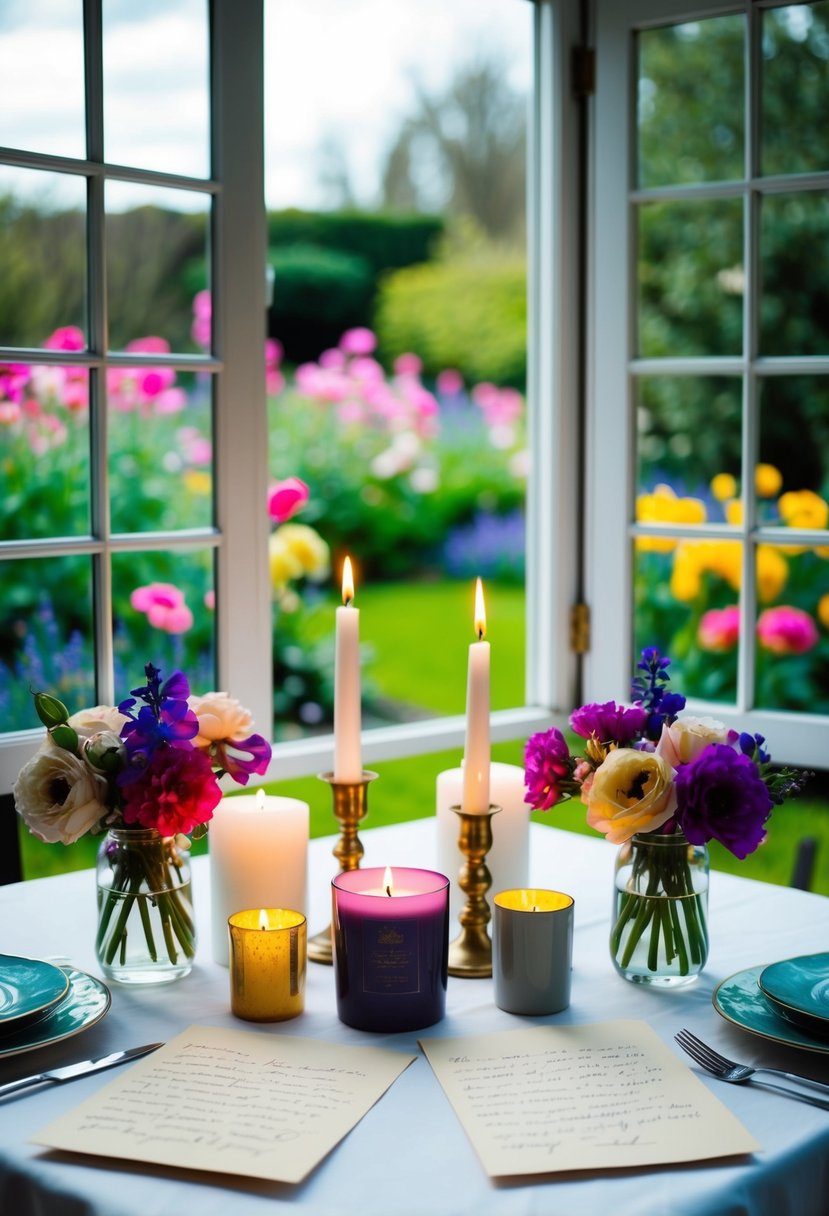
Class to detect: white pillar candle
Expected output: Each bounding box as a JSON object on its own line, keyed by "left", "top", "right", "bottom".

{"left": 334, "top": 555, "right": 362, "bottom": 782}
{"left": 209, "top": 789, "right": 310, "bottom": 965}
{"left": 462, "top": 577, "right": 490, "bottom": 813}
{"left": 436, "top": 762, "right": 530, "bottom": 923}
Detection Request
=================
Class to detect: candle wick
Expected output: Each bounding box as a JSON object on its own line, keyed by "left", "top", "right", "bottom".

{"left": 344, "top": 594, "right": 353, "bottom": 608}
{"left": 477, "top": 628, "right": 484, "bottom": 642}
{"left": 532, "top": 905, "right": 537, "bottom": 912}
{"left": 385, "top": 885, "right": 392, "bottom": 897}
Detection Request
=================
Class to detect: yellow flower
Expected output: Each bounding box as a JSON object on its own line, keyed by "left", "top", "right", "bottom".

{"left": 725, "top": 498, "right": 742, "bottom": 525}
{"left": 756, "top": 545, "right": 789, "bottom": 602}
{"left": 277, "top": 523, "right": 330, "bottom": 580}
{"left": 711, "top": 472, "right": 737, "bottom": 502}
{"left": 182, "top": 470, "right": 212, "bottom": 496}
{"left": 586, "top": 748, "right": 676, "bottom": 845}
{"left": 778, "top": 489, "right": 829, "bottom": 531}
{"left": 818, "top": 594, "right": 829, "bottom": 631}
{"left": 269, "top": 533, "right": 303, "bottom": 589}
{"left": 670, "top": 543, "right": 702, "bottom": 601}
{"left": 755, "top": 463, "right": 782, "bottom": 498}
{"left": 636, "top": 485, "right": 706, "bottom": 553}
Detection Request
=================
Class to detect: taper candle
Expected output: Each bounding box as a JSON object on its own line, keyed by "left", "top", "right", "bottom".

{"left": 462, "top": 577, "right": 490, "bottom": 813}
{"left": 334, "top": 556, "right": 362, "bottom": 782}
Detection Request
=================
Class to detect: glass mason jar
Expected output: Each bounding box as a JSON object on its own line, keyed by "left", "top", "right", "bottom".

{"left": 610, "top": 831, "right": 709, "bottom": 987}
{"left": 95, "top": 828, "right": 196, "bottom": 985}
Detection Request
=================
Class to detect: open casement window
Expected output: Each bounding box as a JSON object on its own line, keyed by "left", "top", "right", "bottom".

{"left": 587, "top": 0, "right": 829, "bottom": 767}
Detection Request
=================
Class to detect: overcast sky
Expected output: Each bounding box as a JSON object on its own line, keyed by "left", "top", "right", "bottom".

{"left": 0, "top": 0, "right": 530, "bottom": 212}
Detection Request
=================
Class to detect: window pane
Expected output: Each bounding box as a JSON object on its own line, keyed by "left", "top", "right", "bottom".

{"left": 109, "top": 368, "right": 213, "bottom": 533}
{"left": 633, "top": 537, "right": 742, "bottom": 705}
{"left": 112, "top": 548, "right": 216, "bottom": 693}
{"left": 0, "top": 556, "right": 95, "bottom": 728}
{"left": 103, "top": 0, "right": 210, "bottom": 179}
{"left": 1, "top": 361, "right": 90, "bottom": 540}
{"left": 0, "top": 168, "right": 86, "bottom": 348}
{"left": 106, "top": 182, "right": 209, "bottom": 354}
{"left": 755, "top": 546, "right": 829, "bottom": 714}
{"left": 759, "top": 191, "right": 829, "bottom": 357}
{"left": 0, "top": 1, "right": 85, "bottom": 159}
{"left": 636, "top": 376, "right": 742, "bottom": 508}
{"left": 637, "top": 199, "right": 743, "bottom": 358}
{"left": 637, "top": 16, "right": 744, "bottom": 189}
{"left": 762, "top": 3, "right": 829, "bottom": 177}
{"left": 759, "top": 377, "right": 829, "bottom": 514}
{"left": 265, "top": 0, "right": 530, "bottom": 740}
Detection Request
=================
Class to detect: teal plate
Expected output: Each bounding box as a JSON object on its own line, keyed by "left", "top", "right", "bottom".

{"left": 0, "top": 967, "right": 110, "bottom": 1059}
{"left": 713, "top": 964, "right": 829, "bottom": 1056}
{"left": 758, "top": 953, "right": 829, "bottom": 1040}
{"left": 0, "top": 954, "right": 70, "bottom": 1028}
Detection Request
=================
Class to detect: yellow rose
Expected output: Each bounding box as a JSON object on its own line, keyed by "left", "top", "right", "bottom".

{"left": 755, "top": 463, "right": 782, "bottom": 498}
{"left": 711, "top": 473, "right": 737, "bottom": 502}
{"left": 778, "top": 489, "right": 829, "bottom": 531}
{"left": 756, "top": 545, "right": 789, "bottom": 602}
{"left": 278, "top": 523, "right": 330, "bottom": 580}
{"left": 586, "top": 748, "right": 676, "bottom": 844}
{"left": 268, "top": 532, "right": 303, "bottom": 588}
{"left": 670, "top": 544, "right": 702, "bottom": 602}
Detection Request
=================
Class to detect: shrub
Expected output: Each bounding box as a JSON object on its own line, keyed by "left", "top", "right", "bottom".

{"left": 269, "top": 244, "right": 375, "bottom": 363}
{"left": 267, "top": 209, "right": 443, "bottom": 276}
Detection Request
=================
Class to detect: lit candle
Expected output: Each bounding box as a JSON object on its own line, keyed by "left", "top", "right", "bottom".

{"left": 334, "top": 555, "right": 362, "bottom": 782}
{"left": 228, "top": 907, "right": 306, "bottom": 1022}
{"left": 436, "top": 762, "right": 530, "bottom": 922}
{"left": 462, "top": 577, "right": 490, "bottom": 813}
{"left": 209, "top": 788, "right": 309, "bottom": 965}
{"left": 492, "top": 889, "right": 574, "bottom": 1016}
{"left": 332, "top": 866, "right": 450, "bottom": 1032}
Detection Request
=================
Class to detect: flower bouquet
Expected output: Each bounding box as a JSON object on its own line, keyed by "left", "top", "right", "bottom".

{"left": 13, "top": 663, "right": 271, "bottom": 983}
{"left": 524, "top": 648, "right": 808, "bottom": 985}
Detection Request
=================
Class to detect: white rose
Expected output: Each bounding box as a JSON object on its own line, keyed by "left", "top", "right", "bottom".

{"left": 655, "top": 716, "right": 729, "bottom": 767}
{"left": 188, "top": 692, "right": 254, "bottom": 748}
{"left": 67, "top": 705, "right": 128, "bottom": 741}
{"left": 13, "top": 740, "right": 109, "bottom": 844}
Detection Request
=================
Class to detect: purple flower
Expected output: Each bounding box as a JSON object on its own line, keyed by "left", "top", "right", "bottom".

{"left": 569, "top": 700, "right": 647, "bottom": 745}
{"left": 524, "top": 727, "right": 578, "bottom": 811}
{"left": 674, "top": 744, "right": 773, "bottom": 859}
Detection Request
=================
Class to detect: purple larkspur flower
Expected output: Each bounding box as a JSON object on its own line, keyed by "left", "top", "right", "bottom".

{"left": 524, "top": 727, "right": 578, "bottom": 811}
{"left": 569, "top": 700, "right": 647, "bottom": 746}
{"left": 674, "top": 744, "right": 772, "bottom": 859}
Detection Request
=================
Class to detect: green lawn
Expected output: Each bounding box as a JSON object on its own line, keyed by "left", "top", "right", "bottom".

{"left": 16, "top": 579, "right": 829, "bottom": 894}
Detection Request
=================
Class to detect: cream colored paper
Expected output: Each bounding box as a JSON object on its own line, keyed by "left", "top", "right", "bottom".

{"left": 32, "top": 1024, "right": 415, "bottom": 1184}
{"left": 420, "top": 1019, "right": 760, "bottom": 1177}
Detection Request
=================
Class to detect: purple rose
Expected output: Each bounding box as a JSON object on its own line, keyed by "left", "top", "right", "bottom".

{"left": 569, "top": 700, "right": 647, "bottom": 746}
{"left": 674, "top": 744, "right": 773, "bottom": 859}
{"left": 524, "top": 727, "right": 577, "bottom": 811}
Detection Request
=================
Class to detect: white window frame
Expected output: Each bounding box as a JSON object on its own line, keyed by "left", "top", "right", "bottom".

{"left": 0, "top": 0, "right": 582, "bottom": 792}
{"left": 586, "top": 0, "right": 829, "bottom": 767}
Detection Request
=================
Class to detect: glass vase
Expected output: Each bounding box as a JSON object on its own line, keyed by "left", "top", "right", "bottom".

{"left": 95, "top": 828, "right": 196, "bottom": 985}
{"left": 610, "top": 831, "right": 709, "bottom": 987}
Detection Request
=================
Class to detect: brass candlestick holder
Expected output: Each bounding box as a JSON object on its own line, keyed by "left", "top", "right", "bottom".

{"left": 307, "top": 770, "right": 378, "bottom": 965}
{"left": 447, "top": 804, "right": 500, "bottom": 978}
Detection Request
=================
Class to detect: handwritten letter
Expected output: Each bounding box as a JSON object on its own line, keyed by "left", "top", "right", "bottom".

{"left": 32, "top": 1025, "right": 415, "bottom": 1184}
{"left": 420, "top": 1020, "right": 759, "bottom": 1177}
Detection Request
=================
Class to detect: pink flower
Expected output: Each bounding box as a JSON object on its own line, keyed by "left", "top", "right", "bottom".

{"left": 120, "top": 745, "right": 221, "bottom": 836}
{"left": 191, "top": 290, "right": 212, "bottom": 348}
{"left": 698, "top": 605, "right": 741, "bottom": 651}
{"left": 436, "top": 368, "right": 464, "bottom": 396}
{"left": 130, "top": 583, "right": 194, "bottom": 634}
{"left": 126, "top": 336, "right": 171, "bottom": 356}
{"left": 268, "top": 476, "right": 309, "bottom": 522}
{"left": 43, "top": 326, "right": 85, "bottom": 351}
{"left": 394, "top": 352, "right": 422, "bottom": 376}
{"left": 757, "top": 606, "right": 819, "bottom": 655}
{"left": 319, "top": 347, "right": 346, "bottom": 370}
{"left": 340, "top": 327, "right": 377, "bottom": 355}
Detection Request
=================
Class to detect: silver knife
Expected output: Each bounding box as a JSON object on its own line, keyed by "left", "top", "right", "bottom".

{"left": 0, "top": 1042, "right": 163, "bottom": 1101}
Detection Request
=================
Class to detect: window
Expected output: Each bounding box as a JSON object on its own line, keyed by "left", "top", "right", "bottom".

{"left": 589, "top": 0, "right": 829, "bottom": 766}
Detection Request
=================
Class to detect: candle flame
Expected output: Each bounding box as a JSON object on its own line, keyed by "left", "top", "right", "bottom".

{"left": 383, "top": 865, "right": 394, "bottom": 897}
{"left": 255, "top": 788, "right": 266, "bottom": 811}
{"left": 342, "top": 556, "right": 355, "bottom": 606}
{"left": 474, "top": 577, "right": 486, "bottom": 640}
{"left": 258, "top": 909, "right": 269, "bottom": 930}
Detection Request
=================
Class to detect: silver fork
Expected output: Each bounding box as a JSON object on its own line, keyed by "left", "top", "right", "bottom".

{"left": 674, "top": 1029, "right": 829, "bottom": 1110}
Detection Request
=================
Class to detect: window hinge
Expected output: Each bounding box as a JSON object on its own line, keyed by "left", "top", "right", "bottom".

{"left": 570, "top": 602, "right": 591, "bottom": 654}
{"left": 571, "top": 46, "right": 595, "bottom": 99}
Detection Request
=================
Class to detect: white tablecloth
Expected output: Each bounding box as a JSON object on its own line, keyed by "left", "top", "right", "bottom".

{"left": 1, "top": 820, "right": 827, "bottom": 1216}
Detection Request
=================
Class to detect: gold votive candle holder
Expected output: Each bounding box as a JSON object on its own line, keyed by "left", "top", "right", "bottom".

{"left": 228, "top": 908, "right": 306, "bottom": 1022}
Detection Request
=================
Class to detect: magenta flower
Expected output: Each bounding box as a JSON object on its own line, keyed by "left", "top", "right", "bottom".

{"left": 698, "top": 605, "right": 741, "bottom": 652}
{"left": 339, "top": 327, "right": 377, "bottom": 355}
{"left": 43, "top": 326, "right": 85, "bottom": 351}
{"left": 570, "top": 700, "right": 647, "bottom": 745}
{"left": 436, "top": 368, "right": 464, "bottom": 396}
{"left": 130, "top": 584, "right": 194, "bottom": 634}
{"left": 267, "top": 476, "right": 309, "bottom": 523}
{"left": 120, "top": 745, "right": 221, "bottom": 836}
{"left": 210, "top": 733, "right": 272, "bottom": 784}
{"left": 757, "top": 606, "right": 819, "bottom": 655}
{"left": 524, "top": 727, "right": 579, "bottom": 811}
{"left": 674, "top": 744, "right": 772, "bottom": 859}
{"left": 191, "top": 290, "right": 212, "bottom": 348}
{"left": 394, "top": 352, "right": 423, "bottom": 376}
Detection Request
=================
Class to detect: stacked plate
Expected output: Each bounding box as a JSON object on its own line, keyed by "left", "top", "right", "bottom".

{"left": 712, "top": 952, "right": 829, "bottom": 1055}
{"left": 0, "top": 954, "right": 110, "bottom": 1060}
